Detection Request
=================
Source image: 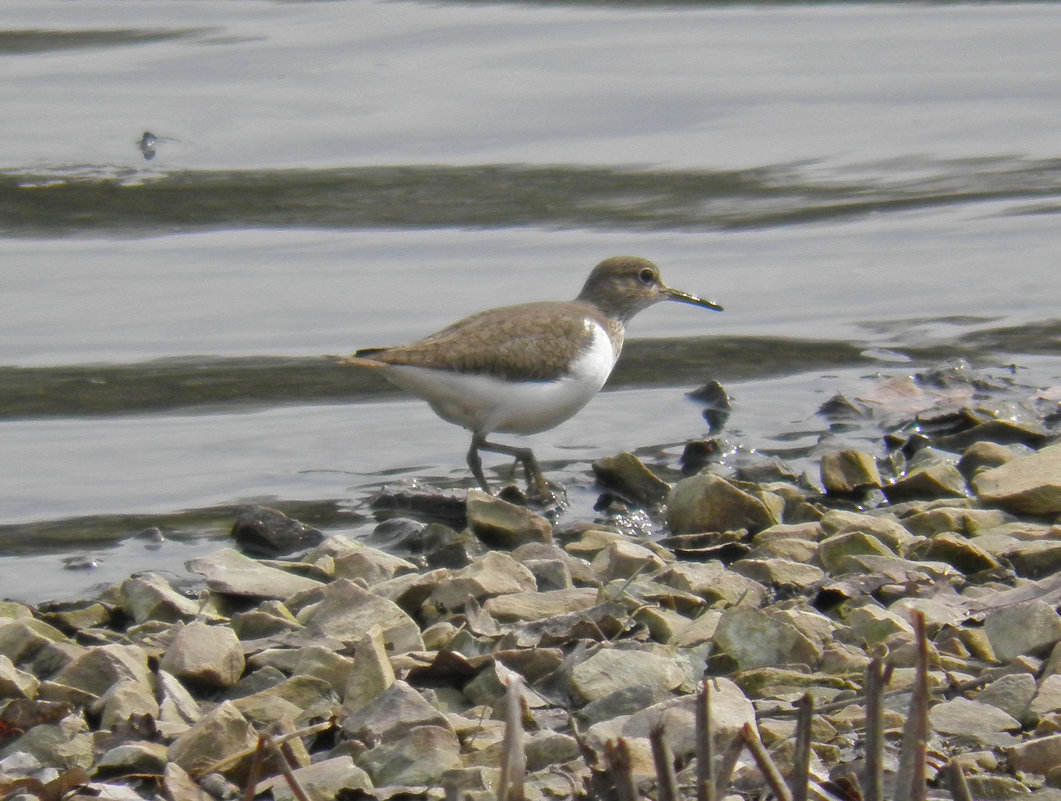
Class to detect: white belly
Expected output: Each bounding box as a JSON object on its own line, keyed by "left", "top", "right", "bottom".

{"left": 381, "top": 323, "right": 617, "bottom": 435}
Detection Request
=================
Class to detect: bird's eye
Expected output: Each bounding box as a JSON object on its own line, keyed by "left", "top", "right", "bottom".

{"left": 638, "top": 267, "right": 655, "bottom": 285}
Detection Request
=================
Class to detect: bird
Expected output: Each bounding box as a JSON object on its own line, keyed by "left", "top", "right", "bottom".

{"left": 342, "top": 256, "right": 723, "bottom": 498}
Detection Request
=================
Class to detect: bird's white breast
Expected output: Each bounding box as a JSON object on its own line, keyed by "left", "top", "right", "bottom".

{"left": 382, "top": 319, "right": 618, "bottom": 436}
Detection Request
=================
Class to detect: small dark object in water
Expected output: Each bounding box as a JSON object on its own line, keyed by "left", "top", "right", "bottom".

{"left": 817, "top": 393, "right": 870, "bottom": 421}
{"left": 137, "top": 131, "right": 157, "bottom": 160}
{"left": 687, "top": 379, "right": 731, "bottom": 432}
{"left": 679, "top": 439, "right": 722, "bottom": 475}
{"left": 230, "top": 506, "right": 325, "bottom": 557}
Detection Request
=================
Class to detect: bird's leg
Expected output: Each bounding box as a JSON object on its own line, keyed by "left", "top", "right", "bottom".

{"left": 466, "top": 436, "right": 493, "bottom": 494}
{"left": 469, "top": 433, "right": 550, "bottom": 500}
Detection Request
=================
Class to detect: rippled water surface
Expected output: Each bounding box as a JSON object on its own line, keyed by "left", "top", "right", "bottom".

{"left": 2, "top": 0, "right": 1060, "bottom": 602}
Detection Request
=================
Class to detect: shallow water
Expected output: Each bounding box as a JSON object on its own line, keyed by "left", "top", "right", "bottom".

{"left": 2, "top": 0, "right": 1060, "bottom": 603}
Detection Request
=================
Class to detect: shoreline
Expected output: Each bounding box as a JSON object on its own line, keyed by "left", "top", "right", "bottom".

{"left": 0, "top": 362, "right": 1059, "bottom": 799}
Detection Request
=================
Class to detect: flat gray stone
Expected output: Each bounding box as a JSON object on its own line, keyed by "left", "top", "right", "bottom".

{"left": 568, "top": 646, "right": 685, "bottom": 704}
{"left": 973, "top": 441, "right": 1061, "bottom": 515}
{"left": 714, "top": 607, "right": 823, "bottom": 670}
{"left": 984, "top": 600, "right": 1061, "bottom": 662}
{"left": 929, "top": 697, "right": 1021, "bottom": 735}
{"left": 299, "top": 578, "right": 423, "bottom": 653}
{"left": 666, "top": 473, "right": 781, "bottom": 535}
{"left": 160, "top": 621, "right": 245, "bottom": 689}
{"left": 187, "top": 548, "right": 325, "bottom": 599}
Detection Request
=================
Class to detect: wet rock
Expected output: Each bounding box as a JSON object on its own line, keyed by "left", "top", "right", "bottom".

{"left": 843, "top": 603, "right": 913, "bottom": 646}
{"left": 816, "top": 531, "right": 896, "bottom": 574}
{"left": 343, "top": 680, "right": 453, "bottom": 743}
{"left": 0, "top": 712, "right": 94, "bottom": 771}
{"left": 231, "top": 600, "right": 302, "bottom": 639}
{"left": 1028, "top": 674, "right": 1061, "bottom": 723}
{"left": 619, "top": 678, "right": 755, "bottom": 762}
{"left": 819, "top": 510, "right": 917, "bottom": 553}
{"left": 975, "top": 672, "right": 1036, "bottom": 722}
{"left": 984, "top": 600, "right": 1061, "bottom": 662}
{"left": 576, "top": 683, "right": 675, "bottom": 726}
{"left": 96, "top": 741, "right": 169, "bottom": 776}
{"left": 907, "top": 531, "right": 1000, "bottom": 573}
{"left": 232, "top": 675, "right": 337, "bottom": 730}
{"left": 230, "top": 505, "right": 325, "bottom": 556}
{"left": 417, "top": 522, "right": 484, "bottom": 568}
{"left": 343, "top": 627, "right": 395, "bottom": 713}
{"left": 359, "top": 724, "right": 461, "bottom": 786}
{"left": 0, "top": 654, "right": 39, "bottom": 699}
{"left": 38, "top": 600, "right": 113, "bottom": 634}
{"left": 160, "top": 621, "right": 245, "bottom": 690}
{"left": 730, "top": 557, "right": 825, "bottom": 592}
{"left": 688, "top": 379, "right": 732, "bottom": 431}
{"left": 53, "top": 643, "right": 151, "bottom": 698}
{"left": 325, "top": 538, "right": 418, "bottom": 585}
{"left": 465, "top": 489, "right": 553, "bottom": 548}
{"left": 428, "top": 551, "right": 537, "bottom": 612}
{"left": 257, "top": 755, "right": 372, "bottom": 801}
{"left": 0, "top": 618, "right": 73, "bottom": 667}
{"left": 291, "top": 645, "right": 354, "bottom": 697}
{"left": 669, "top": 609, "right": 723, "bottom": 648}
{"left": 713, "top": 607, "right": 823, "bottom": 670}
{"left": 820, "top": 449, "right": 882, "bottom": 494}
{"left": 657, "top": 561, "right": 767, "bottom": 608}
{"left": 118, "top": 573, "right": 201, "bottom": 624}
{"left": 901, "top": 506, "right": 1014, "bottom": 537}
{"left": 298, "top": 578, "right": 423, "bottom": 653}
{"left": 591, "top": 451, "right": 670, "bottom": 506}
{"left": 929, "top": 697, "right": 1021, "bottom": 737}
{"left": 568, "top": 646, "right": 686, "bottom": 704}
{"left": 995, "top": 539, "right": 1061, "bottom": 579}
{"left": 959, "top": 441, "right": 1026, "bottom": 479}
{"left": 483, "top": 587, "right": 599, "bottom": 622}
{"left": 94, "top": 678, "right": 160, "bottom": 730}
{"left": 168, "top": 700, "right": 258, "bottom": 779}
{"left": 936, "top": 416, "right": 1050, "bottom": 452}
{"left": 590, "top": 539, "right": 668, "bottom": 581}
{"left": 666, "top": 473, "right": 781, "bottom": 535}
{"left": 156, "top": 669, "right": 202, "bottom": 733}
{"left": 187, "top": 548, "right": 325, "bottom": 599}
{"left": 1009, "top": 732, "right": 1061, "bottom": 775}
{"left": 973, "top": 441, "right": 1061, "bottom": 515}
{"left": 884, "top": 461, "right": 969, "bottom": 503}
{"left": 512, "top": 542, "right": 598, "bottom": 587}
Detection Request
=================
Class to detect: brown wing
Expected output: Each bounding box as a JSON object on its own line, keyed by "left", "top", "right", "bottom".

{"left": 352, "top": 301, "right": 602, "bottom": 382}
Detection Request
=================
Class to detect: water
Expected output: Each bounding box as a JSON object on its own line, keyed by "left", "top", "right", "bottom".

{"left": 2, "top": 0, "right": 1060, "bottom": 603}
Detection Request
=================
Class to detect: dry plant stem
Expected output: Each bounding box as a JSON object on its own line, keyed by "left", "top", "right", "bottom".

{"left": 497, "top": 675, "right": 526, "bottom": 801}
{"left": 196, "top": 719, "right": 336, "bottom": 779}
{"left": 238, "top": 735, "right": 310, "bottom": 801}
{"left": 696, "top": 680, "right": 716, "bottom": 801}
{"left": 947, "top": 759, "right": 973, "bottom": 801}
{"left": 716, "top": 730, "right": 745, "bottom": 794}
{"left": 742, "top": 722, "right": 794, "bottom": 801}
{"left": 863, "top": 655, "right": 886, "bottom": 801}
{"left": 241, "top": 739, "right": 267, "bottom": 801}
{"left": 267, "top": 736, "right": 312, "bottom": 801}
{"left": 604, "top": 739, "right": 640, "bottom": 801}
{"left": 650, "top": 724, "right": 680, "bottom": 801}
{"left": 896, "top": 611, "right": 930, "bottom": 801}
{"left": 791, "top": 694, "right": 813, "bottom": 801}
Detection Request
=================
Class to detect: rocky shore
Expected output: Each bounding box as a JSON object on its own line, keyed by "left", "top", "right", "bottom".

{"left": 1, "top": 362, "right": 1060, "bottom": 800}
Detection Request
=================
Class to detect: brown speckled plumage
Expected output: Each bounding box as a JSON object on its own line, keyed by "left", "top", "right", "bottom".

{"left": 355, "top": 301, "right": 617, "bottom": 382}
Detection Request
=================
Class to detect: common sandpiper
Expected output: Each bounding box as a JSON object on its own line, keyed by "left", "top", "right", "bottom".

{"left": 343, "top": 256, "right": 723, "bottom": 498}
